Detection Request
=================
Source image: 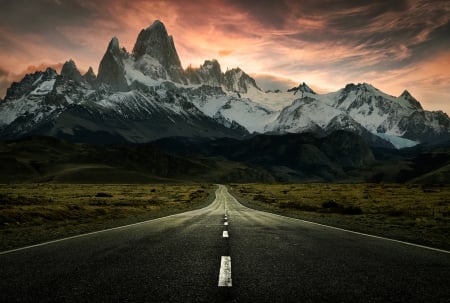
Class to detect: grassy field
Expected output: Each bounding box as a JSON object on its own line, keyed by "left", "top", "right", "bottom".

{"left": 229, "top": 183, "right": 450, "bottom": 250}
{"left": 0, "top": 184, "right": 214, "bottom": 251}
{"left": 2, "top": 183, "right": 449, "bottom": 251}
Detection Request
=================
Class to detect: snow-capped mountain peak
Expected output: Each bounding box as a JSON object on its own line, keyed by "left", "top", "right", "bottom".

{"left": 399, "top": 89, "right": 422, "bottom": 110}
{"left": 223, "top": 67, "right": 261, "bottom": 93}
{"left": 1, "top": 20, "right": 449, "bottom": 147}
{"left": 287, "top": 82, "right": 316, "bottom": 96}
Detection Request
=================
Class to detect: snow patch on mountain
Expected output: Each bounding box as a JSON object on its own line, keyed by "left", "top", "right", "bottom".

{"left": 30, "top": 79, "right": 56, "bottom": 96}
{"left": 376, "top": 133, "right": 418, "bottom": 149}
{"left": 191, "top": 92, "right": 276, "bottom": 133}
{"left": 123, "top": 57, "right": 164, "bottom": 87}
{"left": 266, "top": 96, "right": 342, "bottom": 133}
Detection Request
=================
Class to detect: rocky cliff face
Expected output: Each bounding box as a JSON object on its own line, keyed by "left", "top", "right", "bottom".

{"left": 97, "top": 37, "right": 128, "bottom": 91}
{"left": 132, "top": 20, "right": 186, "bottom": 84}
{"left": 223, "top": 68, "right": 261, "bottom": 93}
{"left": 60, "top": 60, "right": 83, "bottom": 83}
{"left": 83, "top": 67, "right": 97, "bottom": 86}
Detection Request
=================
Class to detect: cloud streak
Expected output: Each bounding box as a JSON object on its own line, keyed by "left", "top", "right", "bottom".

{"left": 0, "top": 0, "right": 449, "bottom": 113}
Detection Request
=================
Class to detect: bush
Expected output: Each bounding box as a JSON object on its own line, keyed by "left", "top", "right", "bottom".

{"left": 280, "top": 202, "right": 318, "bottom": 212}
{"left": 322, "top": 200, "right": 339, "bottom": 208}
{"left": 341, "top": 206, "right": 362, "bottom": 215}
{"left": 95, "top": 192, "right": 113, "bottom": 198}
{"left": 321, "top": 200, "right": 362, "bottom": 215}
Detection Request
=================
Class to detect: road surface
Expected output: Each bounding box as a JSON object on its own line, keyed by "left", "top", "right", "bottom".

{"left": 1, "top": 185, "right": 449, "bottom": 302}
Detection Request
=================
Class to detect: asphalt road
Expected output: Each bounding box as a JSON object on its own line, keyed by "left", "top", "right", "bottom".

{"left": 1, "top": 185, "right": 449, "bottom": 302}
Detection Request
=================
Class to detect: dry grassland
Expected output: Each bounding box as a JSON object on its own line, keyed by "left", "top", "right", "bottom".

{"left": 0, "top": 184, "right": 213, "bottom": 251}
{"left": 229, "top": 183, "right": 450, "bottom": 250}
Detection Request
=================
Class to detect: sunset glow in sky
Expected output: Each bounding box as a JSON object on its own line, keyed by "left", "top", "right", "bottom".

{"left": 1, "top": 0, "right": 449, "bottom": 113}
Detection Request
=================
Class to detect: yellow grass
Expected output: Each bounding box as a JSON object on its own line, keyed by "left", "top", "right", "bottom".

{"left": 230, "top": 183, "right": 450, "bottom": 249}
{"left": 0, "top": 184, "right": 213, "bottom": 250}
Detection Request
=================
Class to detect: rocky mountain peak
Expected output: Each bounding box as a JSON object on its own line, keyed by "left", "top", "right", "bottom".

{"left": 202, "top": 59, "right": 221, "bottom": 71}
{"left": 223, "top": 68, "right": 260, "bottom": 93}
{"left": 106, "top": 37, "right": 122, "bottom": 53}
{"left": 132, "top": 20, "right": 185, "bottom": 83}
{"left": 400, "top": 89, "right": 422, "bottom": 110}
{"left": 43, "top": 67, "right": 58, "bottom": 79}
{"left": 288, "top": 82, "right": 316, "bottom": 95}
{"left": 400, "top": 89, "right": 412, "bottom": 98}
{"left": 83, "top": 66, "right": 97, "bottom": 85}
{"left": 97, "top": 37, "right": 128, "bottom": 91}
{"left": 146, "top": 20, "right": 166, "bottom": 33}
{"left": 344, "top": 82, "right": 376, "bottom": 93}
{"left": 61, "top": 59, "right": 83, "bottom": 83}
{"left": 4, "top": 68, "right": 57, "bottom": 101}
{"left": 197, "top": 60, "right": 223, "bottom": 86}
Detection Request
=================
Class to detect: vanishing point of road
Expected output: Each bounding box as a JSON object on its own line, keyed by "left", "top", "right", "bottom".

{"left": 1, "top": 185, "right": 449, "bottom": 302}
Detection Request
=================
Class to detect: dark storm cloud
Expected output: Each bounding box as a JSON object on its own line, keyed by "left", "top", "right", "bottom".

{"left": 270, "top": 0, "right": 450, "bottom": 72}
{"left": 0, "top": 0, "right": 97, "bottom": 33}
{"left": 225, "top": 0, "right": 291, "bottom": 29}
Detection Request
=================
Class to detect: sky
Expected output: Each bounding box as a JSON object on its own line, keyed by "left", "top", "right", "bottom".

{"left": 0, "top": 0, "right": 449, "bottom": 113}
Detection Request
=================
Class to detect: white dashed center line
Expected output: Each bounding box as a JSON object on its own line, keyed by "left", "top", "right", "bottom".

{"left": 224, "top": 222, "right": 228, "bottom": 226}
{"left": 223, "top": 231, "right": 229, "bottom": 238}
{"left": 218, "top": 256, "right": 232, "bottom": 287}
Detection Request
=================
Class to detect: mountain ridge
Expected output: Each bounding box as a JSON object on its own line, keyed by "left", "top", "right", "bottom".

{"left": 1, "top": 20, "right": 449, "bottom": 148}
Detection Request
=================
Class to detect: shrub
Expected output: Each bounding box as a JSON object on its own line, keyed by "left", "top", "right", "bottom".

{"left": 341, "top": 206, "right": 363, "bottom": 215}
{"left": 321, "top": 200, "right": 362, "bottom": 215}
{"left": 95, "top": 192, "right": 113, "bottom": 198}
{"left": 322, "top": 200, "right": 339, "bottom": 209}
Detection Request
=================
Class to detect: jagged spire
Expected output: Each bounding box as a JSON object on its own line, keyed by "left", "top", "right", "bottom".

{"left": 83, "top": 66, "right": 97, "bottom": 85}
{"left": 61, "top": 59, "right": 83, "bottom": 83}
{"left": 288, "top": 82, "right": 316, "bottom": 96}
{"left": 97, "top": 37, "right": 128, "bottom": 91}
{"left": 132, "top": 20, "right": 185, "bottom": 83}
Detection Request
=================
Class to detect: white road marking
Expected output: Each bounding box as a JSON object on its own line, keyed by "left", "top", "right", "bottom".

{"left": 223, "top": 231, "right": 229, "bottom": 238}
{"left": 218, "top": 256, "right": 232, "bottom": 287}
{"left": 224, "top": 222, "right": 228, "bottom": 226}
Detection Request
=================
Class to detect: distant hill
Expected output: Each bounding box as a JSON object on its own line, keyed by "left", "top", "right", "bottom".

{"left": 1, "top": 135, "right": 449, "bottom": 184}
{"left": 0, "top": 136, "right": 273, "bottom": 183}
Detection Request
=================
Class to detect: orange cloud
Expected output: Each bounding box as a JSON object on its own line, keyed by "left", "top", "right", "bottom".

{"left": 0, "top": 0, "right": 449, "bottom": 114}
{"left": 218, "top": 50, "right": 233, "bottom": 57}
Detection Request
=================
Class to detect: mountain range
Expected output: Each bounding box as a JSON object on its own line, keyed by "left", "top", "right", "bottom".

{"left": 1, "top": 20, "right": 450, "bottom": 149}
